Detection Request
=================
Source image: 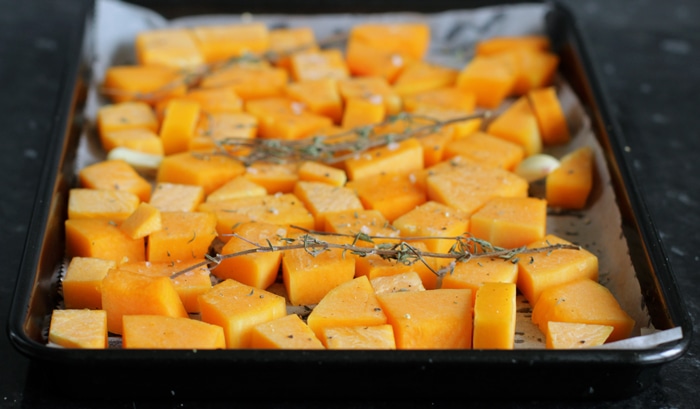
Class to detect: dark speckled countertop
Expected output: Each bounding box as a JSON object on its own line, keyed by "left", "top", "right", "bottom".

{"left": 1, "top": 0, "right": 698, "bottom": 407}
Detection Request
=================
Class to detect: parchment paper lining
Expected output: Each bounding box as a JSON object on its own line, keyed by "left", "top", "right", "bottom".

{"left": 69, "top": 0, "right": 681, "bottom": 350}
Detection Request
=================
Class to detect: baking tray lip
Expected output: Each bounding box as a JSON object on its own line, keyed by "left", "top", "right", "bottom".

{"left": 7, "top": 0, "right": 691, "bottom": 376}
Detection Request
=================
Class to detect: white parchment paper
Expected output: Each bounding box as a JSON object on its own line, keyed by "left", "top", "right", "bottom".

{"left": 79, "top": 0, "right": 681, "bottom": 349}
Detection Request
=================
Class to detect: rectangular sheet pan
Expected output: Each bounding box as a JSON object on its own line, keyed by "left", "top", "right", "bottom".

{"left": 8, "top": 0, "right": 691, "bottom": 400}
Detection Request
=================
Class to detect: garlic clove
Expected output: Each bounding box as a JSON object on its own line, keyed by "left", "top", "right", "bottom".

{"left": 515, "top": 154, "right": 561, "bottom": 183}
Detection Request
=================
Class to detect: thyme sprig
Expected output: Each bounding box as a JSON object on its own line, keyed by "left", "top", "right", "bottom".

{"left": 170, "top": 227, "right": 579, "bottom": 281}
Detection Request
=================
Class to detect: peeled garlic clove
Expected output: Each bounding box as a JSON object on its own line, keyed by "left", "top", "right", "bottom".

{"left": 107, "top": 147, "right": 163, "bottom": 176}
{"left": 515, "top": 154, "right": 561, "bottom": 182}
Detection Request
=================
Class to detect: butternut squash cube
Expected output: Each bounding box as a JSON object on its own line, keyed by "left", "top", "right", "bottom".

{"left": 148, "top": 182, "right": 205, "bottom": 212}
{"left": 156, "top": 151, "right": 245, "bottom": 195}
{"left": 341, "top": 97, "right": 386, "bottom": 129}
{"left": 377, "top": 288, "right": 473, "bottom": 349}
{"left": 198, "top": 279, "right": 287, "bottom": 348}
{"left": 344, "top": 137, "right": 424, "bottom": 181}
{"left": 322, "top": 325, "right": 396, "bottom": 350}
{"left": 68, "top": 188, "right": 140, "bottom": 223}
{"left": 444, "top": 131, "right": 525, "bottom": 171}
{"left": 282, "top": 235, "right": 356, "bottom": 306}
{"left": 297, "top": 160, "right": 347, "bottom": 187}
{"left": 197, "top": 193, "right": 314, "bottom": 240}
{"left": 100, "top": 128, "right": 164, "bottom": 156}
{"left": 118, "top": 259, "right": 213, "bottom": 313}
{"left": 472, "top": 282, "right": 516, "bottom": 349}
{"left": 245, "top": 96, "right": 333, "bottom": 140}
{"left": 346, "top": 172, "right": 426, "bottom": 222}
{"left": 349, "top": 23, "right": 430, "bottom": 62}
{"left": 510, "top": 49, "right": 559, "bottom": 95}
{"left": 160, "top": 98, "right": 201, "bottom": 155}
{"left": 546, "top": 146, "right": 594, "bottom": 210}
{"left": 532, "top": 278, "right": 635, "bottom": 343}
{"left": 186, "top": 87, "right": 243, "bottom": 114}
{"left": 545, "top": 321, "right": 614, "bottom": 349}
{"left": 62, "top": 257, "right": 116, "bottom": 310}
{"left": 244, "top": 162, "right": 300, "bottom": 194}
{"left": 469, "top": 197, "right": 547, "bottom": 249}
{"left": 456, "top": 54, "right": 517, "bottom": 109}
{"left": 411, "top": 105, "right": 482, "bottom": 140}
{"left": 191, "top": 112, "right": 258, "bottom": 152}
{"left": 215, "top": 222, "right": 288, "bottom": 289}
{"left": 528, "top": 86, "right": 570, "bottom": 146}
{"left": 79, "top": 159, "right": 152, "bottom": 202}
{"left": 190, "top": 23, "right": 269, "bottom": 63}
{"left": 122, "top": 315, "right": 225, "bottom": 349}
{"left": 97, "top": 101, "right": 159, "bottom": 137}
{"left": 65, "top": 218, "right": 145, "bottom": 264}
{"left": 286, "top": 78, "right": 343, "bottom": 124}
{"left": 441, "top": 257, "right": 518, "bottom": 306}
{"left": 417, "top": 128, "right": 455, "bottom": 167}
{"left": 370, "top": 271, "right": 426, "bottom": 295}
{"left": 101, "top": 268, "right": 188, "bottom": 334}
{"left": 268, "top": 27, "right": 318, "bottom": 71}
{"left": 393, "top": 61, "right": 458, "bottom": 96}
{"left": 250, "top": 313, "right": 325, "bottom": 349}
{"left": 294, "top": 181, "right": 364, "bottom": 231}
{"left": 323, "top": 209, "right": 400, "bottom": 245}
{"left": 402, "top": 87, "right": 476, "bottom": 114}
{"left": 205, "top": 176, "right": 267, "bottom": 203}
{"left": 475, "top": 35, "right": 551, "bottom": 57}
{"left": 120, "top": 202, "right": 162, "bottom": 240}
{"left": 102, "top": 65, "right": 188, "bottom": 104}
{"left": 423, "top": 156, "right": 529, "bottom": 216}
{"left": 355, "top": 241, "right": 439, "bottom": 290}
{"left": 147, "top": 211, "right": 218, "bottom": 263}
{"left": 486, "top": 96, "right": 542, "bottom": 156}
{"left": 393, "top": 201, "right": 469, "bottom": 254}
{"left": 517, "top": 234, "right": 598, "bottom": 305}
{"left": 337, "top": 77, "right": 402, "bottom": 115}
{"left": 135, "top": 28, "right": 204, "bottom": 69}
{"left": 290, "top": 49, "right": 349, "bottom": 82}
{"left": 201, "top": 62, "right": 288, "bottom": 100}
{"left": 345, "top": 40, "right": 409, "bottom": 84}
{"left": 48, "top": 309, "right": 108, "bottom": 349}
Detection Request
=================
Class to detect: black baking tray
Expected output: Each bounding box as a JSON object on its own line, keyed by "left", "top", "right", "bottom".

{"left": 8, "top": 0, "right": 692, "bottom": 401}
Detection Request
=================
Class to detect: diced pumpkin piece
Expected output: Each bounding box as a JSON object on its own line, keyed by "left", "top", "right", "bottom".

{"left": 444, "top": 131, "right": 525, "bottom": 171}
{"left": 148, "top": 182, "right": 205, "bottom": 212}
{"left": 286, "top": 78, "right": 343, "bottom": 124}
{"left": 416, "top": 128, "right": 455, "bottom": 167}
{"left": 245, "top": 96, "right": 333, "bottom": 140}
{"left": 323, "top": 209, "right": 400, "bottom": 245}
{"left": 441, "top": 257, "right": 518, "bottom": 306}
{"left": 475, "top": 35, "right": 551, "bottom": 56}
{"left": 469, "top": 197, "right": 547, "bottom": 249}
{"left": 344, "top": 137, "right": 424, "bottom": 181}
{"left": 48, "top": 309, "right": 108, "bottom": 349}
{"left": 349, "top": 23, "right": 430, "bottom": 62}
{"left": 377, "top": 288, "right": 473, "bottom": 349}
{"left": 122, "top": 315, "right": 225, "bottom": 349}
{"left": 486, "top": 96, "right": 542, "bottom": 156}
{"left": 197, "top": 194, "right": 314, "bottom": 240}
{"left": 355, "top": 241, "right": 439, "bottom": 290}
{"left": 185, "top": 87, "right": 243, "bottom": 114}
{"left": 393, "top": 201, "right": 469, "bottom": 254}
{"left": 191, "top": 112, "right": 258, "bottom": 152}
{"left": 345, "top": 40, "right": 409, "bottom": 84}
{"left": 306, "top": 276, "right": 387, "bottom": 339}
{"left": 198, "top": 279, "right": 287, "bottom": 348}
{"left": 101, "top": 268, "right": 188, "bottom": 334}
{"left": 67, "top": 188, "right": 140, "bottom": 223}
{"left": 545, "top": 321, "right": 614, "bottom": 349}
{"left": 393, "top": 61, "right": 458, "bottom": 96}
{"left": 135, "top": 28, "right": 204, "bottom": 69}
{"left": 411, "top": 105, "right": 482, "bottom": 140}
{"left": 531, "top": 278, "right": 635, "bottom": 343}
{"left": 516, "top": 234, "right": 598, "bottom": 306}
{"left": 65, "top": 218, "right": 145, "bottom": 264}
{"left": 205, "top": 176, "right": 267, "bottom": 203}
{"left": 337, "top": 77, "right": 402, "bottom": 115}
{"left": 346, "top": 172, "right": 426, "bottom": 222}
{"left": 160, "top": 98, "right": 201, "bottom": 155}
{"left": 120, "top": 202, "right": 162, "bottom": 239}
{"left": 456, "top": 53, "right": 517, "bottom": 109}
{"left": 528, "top": 86, "right": 570, "bottom": 145}
{"left": 282, "top": 235, "right": 356, "bottom": 306}
{"left": 118, "top": 259, "right": 212, "bottom": 314}
{"left": 297, "top": 160, "right": 347, "bottom": 187}
{"left": 156, "top": 151, "right": 245, "bottom": 195}
{"left": 190, "top": 23, "right": 269, "bottom": 63}
{"left": 290, "top": 49, "right": 349, "bottom": 82}
{"left": 472, "top": 282, "right": 516, "bottom": 350}
{"left": 268, "top": 27, "right": 318, "bottom": 71}
{"left": 294, "top": 181, "right": 364, "bottom": 230}
{"left": 244, "top": 162, "right": 300, "bottom": 194}
{"left": 250, "top": 313, "right": 325, "bottom": 349}
{"left": 215, "top": 222, "right": 288, "bottom": 289}
{"left": 341, "top": 97, "right": 386, "bottom": 129}
{"left": 200, "top": 62, "right": 289, "bottom": 100}
{"left": 546, "top": 146, "right": 594, "bottom": 210}
{"left": 79, "top": 159, "right": 152, "bottom": 202}
{"left": 147, "top": 211, "right": 218, "bottom": 263}
{"left": 322, "top": 325, "right": 396, "bottom": 350}
{"left": 423, "top": 156, "right": 529, "bottom": 216}
{"left": 97, "top": 101, "right": 158, "bottom": 144}
{"left": 402, "top": 87, "right": 476, "bottom": 114}
{"left": 370, "top": 271, "right": 426, "bottom": 295}
{"left": 100, "top": 128, "right": 164, "bottom": 156}
{"left": 510, "top": 49, "right": 559, "bottom": 95}
{"left": 102, "top": 65, "right": 188, "bottom": 104}
{"left": 62, "top": 257, "right": 116, "bottom": 310}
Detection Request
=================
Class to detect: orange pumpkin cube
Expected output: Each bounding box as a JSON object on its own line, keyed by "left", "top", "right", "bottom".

{"left": 293, "top": 181, "right": 364, "bottom": 231}
{"left": 393, "top": 61, "right": 458, "bottom": 96}
{"left": 200, "top": 62, "right": 288, "bottom": 100}
{"left": 48, "top": 309, "right": 108, "bottom": 349}
{"left": 79, "top": 159, "right": 152, "bottom": 202}
{"left": 343, "top": 137, "right": 424, "bottom": 181}
{"left": 122, "top": 315, "right": 226, "bottom": 349}
{"left": 469, "top": 197, "right": 547, "bottom": 249}
{"left": 346, "top": 172, "right": 426, "bottom": 222}
{"left": 135, "top": 28, "right": 204, "bottom": 69}
{"left": 444, "top": 131, "right": 525, "bottom": 171}
{"left": 286, "top": 78, "right": 343, "bottom": 124}
{"left": 268, "top": 27, "right": 318, "bottom": 71}
{"left": 510, "top": 49, "right": 559, "bottom": 95}
{"left": 245, "top": 96, "right": 333, "bottom": 140}
{"left": 456, "top": 54, "right": 517, "bottom": 109}
{"left": 205, "top": 176, "right": 267, "bottom": 203}
{"left": 441, "top": 257, "right": 518, "bottom": 306}
{"left": 198, "top": 279, "right": 287, "bottom": 348}
{"left": 349, "top": 23, "right": 430, "bottom": 62}
{"left": 65, "top": 218, "right": 145, "bottom": 264}
{"left": 545, "top": 321, "right": 614, "bottom": 349}
{"left": 244, "top": 161, "right": 300, "bottom": 194}
{"left": 102, "top": 65, "right": 188, "bottom": 104}
{"left": 354, "top": 241, "right": 439, "bottom": 290}
{"left": 546, "top": 146, "right": 594, "bottom": 210}
{"left": 67, "top": 188, "right": 140, "bottom": 223}
{"left": 185, "top": 86, "right": 243, "bottom": 114}
{"left": 156, "top": 151, "right": 245, "bottom": 195}
{"left": 341, "top": 97, "right": 386, "bottom": 129}
{"left": 528, "top": 86, "right": 570, "bottom": 145}
{"left": 370, "top": 271, "right": 426, "bottom": 295}
{"left": 472, "top": 282, "right": 517, "bottom": 349}
{"left": 290, "top": 49, "right": 349, "bottom": 82}
{"left": 148, "top": 182, "right": 205, "bottom": 212}
{"left": 345, "top": 40, "right": 409, "bottom": 84}
{"left": 321, "top": 325, "right": 396, "bottom": 350}
{"left": 146, "top": 211, "right": 217, "bottom": 263}
{"left": 475, "top": 35, "right": 551, "bottom": 56}
{"left": 191, "top": 112, "right": 258, "bottom": 152}
{"left": 97, "top": 101, "right": 159, "bottom": 141}
{"left": 323, "top": 209, "right": 399, "bottom": 244}
{"left": 100, "top": 128, "right": 164, "bottom": 156}
{"left": 486, "top": 96, "right": 542, "bottom": 156}
{"left": 120, "top": 202, "right": 162, "bottom": 240}
{"left": 62, "top": 257, "right": 116, "bottom": 310}
{"left": 337, "top": 77, "right": 402, "bottom": 115}
{"left": 297, "top": 160, "right": 347, "bottom": 187}
{"left": 250, "top": 313, "right": 325, "bottom": 350}
{"left": 159, "top": 98, "right": 201, "bottom": 155}
{"left": 190, "top": 23, "right": 269, "bottom": 63}
{"left": 393, "top": 201, "right": 469, "bottom": 254}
